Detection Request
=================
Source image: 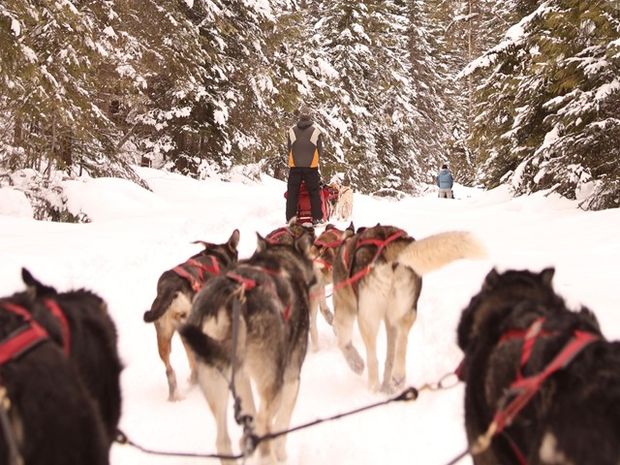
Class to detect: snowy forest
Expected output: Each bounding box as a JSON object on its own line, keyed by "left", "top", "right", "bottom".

{"left": 1, "top": 0, "right": 619, "bottom": 214}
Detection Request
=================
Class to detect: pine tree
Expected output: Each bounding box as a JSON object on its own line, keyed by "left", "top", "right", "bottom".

{"left": 465, "top": 0, "right": 620, "bottom": 209}
{"left": 0, "top": 1, "right": 137, "bottom": 179}
{"left": 316, "top": 0, "right": 416, "bottom": 193}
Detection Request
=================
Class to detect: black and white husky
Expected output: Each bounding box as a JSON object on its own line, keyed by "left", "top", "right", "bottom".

{"left": 181, "top": 230, "right": 316, "bottom": 464}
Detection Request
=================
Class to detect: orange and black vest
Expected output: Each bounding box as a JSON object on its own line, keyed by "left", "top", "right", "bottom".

{"left": 288, "top": 119, "right": 322, "bottom": 168}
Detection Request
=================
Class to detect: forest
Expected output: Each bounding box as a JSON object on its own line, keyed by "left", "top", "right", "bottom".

{"left": 0, "top": 0, "right": 618, "bottom": 214}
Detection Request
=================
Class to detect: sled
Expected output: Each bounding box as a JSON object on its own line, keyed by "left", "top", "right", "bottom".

{"left": 284, "top": 181, "right": 339, "bottom": 224}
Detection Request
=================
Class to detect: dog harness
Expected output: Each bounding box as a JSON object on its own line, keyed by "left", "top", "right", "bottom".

{"left": 0, "top": 302, "right": 49, "bottom": 365}
{"left": 173, "top": 255, "right": 221, "bottom": 292}
{"left": 42, "top": 299, "right": 71, "bottom": 356}
{"left": 226, "top": 270, "right": 292, "bottom": 322}
{"left": 313, "top": 227, "right": 344, "bottom": 271}
{"left": 469, "top": 317, "right": 600, "bottom": 464}
{"left": 0, "top": 302, "right": 52, "bottom": 465}
{"left": 335, "top": 229, "right": 407, "bottom": 293}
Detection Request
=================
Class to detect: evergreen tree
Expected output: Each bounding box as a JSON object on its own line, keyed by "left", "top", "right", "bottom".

{"left": 317, "top": 0, "right": 416, "bottom": 193}
{"left": 0, "top": 0, "right": 144, "bottom": 183}
{"left": 465, "top": 0, "right": 620, "bottom": 209}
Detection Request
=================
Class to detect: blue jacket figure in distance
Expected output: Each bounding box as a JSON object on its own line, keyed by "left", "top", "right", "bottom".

{"left": 436, "top": 164, "right": 454, "bottom": 199}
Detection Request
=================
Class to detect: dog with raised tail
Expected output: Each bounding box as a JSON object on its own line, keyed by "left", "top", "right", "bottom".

{"left": 143, "top": 230, "right": 240, "bottom": 401}
{"left": 332, "top": 225, "right": 486, "bottom": 393}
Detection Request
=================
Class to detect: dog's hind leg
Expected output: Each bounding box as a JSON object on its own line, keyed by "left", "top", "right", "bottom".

{"left": 254, "top": 380, "right": 283, "bottom": 465}
{"left": 308, "top": 289, "right": 321, "bottom": 351}
{"left": 182, "top": 339, "right": 198, "bottom": 385}
{"left": 197, "top": 364, "right": 235, "bottom": 465}
{"left": 332, "top": 289, "right": 364, "bottom": 374}
{"left": 155, "top": 319, "right": 180, "bottom": 401}
{"left": 309, "top": 283, "right": 334, "bottom": 351}
{"left": 318, "top": 287, "right": 334, "bottom": 325}
{"left": 381, "top": 320, "right": 396, "bottom": 393}
{"left": 388, "top": 310, "right": 416, "bottom": 393}
{"left": 272, "top": 376, "right": 301, "bottom": 462}
{"left": 383, "top": 266, "right": 418, "bottom": 393}
{"left": 156, "top": 291, "right": 192, "bottom": 400}
{"left": 358, "top": 287, "right": 386, "bottom": 391}
{"left": 234, "top": 368, "right": 256, "bottom": 420}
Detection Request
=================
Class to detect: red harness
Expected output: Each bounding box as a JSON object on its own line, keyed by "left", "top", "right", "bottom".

{"left": 173, "top": 255, "right": 221, "bottom": 292}
{"left": 226, "top": 270, "right": 292, "bottom": 322}
{"left": 313, "top": 228, "right": 345, "bottom": 271}
{"left": 0, "top": 302, "right": 49, "bottom": 365}
{"left": 314, "top": 229, "right": 344, "bottom": 250}
{"left": 42, "top": 299, "right": 71, "bottom": 356}
{"left": 335, "top": 229, "right": 406, "bottom": 292}
{"left": 265, "top": 227, "right": 293, "bottom": 245}
{"left": 474, "top": 317, "right": 599, "bottom": 464}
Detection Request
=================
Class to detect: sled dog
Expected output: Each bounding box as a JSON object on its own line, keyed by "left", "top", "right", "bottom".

{"left": 180, "top": 230, "right": 315, "bottom": 464}
{"left": 144, "top": 229, "right": 240, "bottom": 400}
{"left": 266, "top": 222, "right": 335, "bottom": 349}
{"left": 308, "top": 224, "right": 349, "bottom": 347}
{"left": 457, "top": 268, "right": 620, "bottom": 465}
{"left": 21, "top": 268, "right": 122, "bottom": 446}
{"left": 334, "top": 185, "right": 353, "bottom": 220}
{"left": 0, "top": 291, "right": 109, "bottom": 465}
{"left": 332, "top": 224, "right": 485, "bottom": 393}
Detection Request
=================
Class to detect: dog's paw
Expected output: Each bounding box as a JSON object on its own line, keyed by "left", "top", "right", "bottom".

{"left": 381, "top": 376, "right": 405, "bottom": 394}
{"left": 344, "top": 345, "right": 365, "bottom": 374}
{"left": 168, "top": 392, "right": 184, "bottom": 402}
{"left": 380, "top": 381, "right": 396, "bottom": 394}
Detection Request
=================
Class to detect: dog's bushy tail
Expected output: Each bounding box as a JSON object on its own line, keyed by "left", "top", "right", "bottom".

{"left": 396, "top": 231, "right": 486, "bottom": 276}
{"left": 179, "top": 324, "right": 230, "bottom": 367}
{"left": 143, "top": 287, "right": 176, "bottom": 322}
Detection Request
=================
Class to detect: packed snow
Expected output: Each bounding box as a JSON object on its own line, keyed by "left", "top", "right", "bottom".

{"left": 1, "top": 166, "right": 618, "bottom": 465}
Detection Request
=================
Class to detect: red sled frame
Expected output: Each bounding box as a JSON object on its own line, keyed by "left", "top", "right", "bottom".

{"left": 284, "top": 181, "right": 339, "bottom": 224}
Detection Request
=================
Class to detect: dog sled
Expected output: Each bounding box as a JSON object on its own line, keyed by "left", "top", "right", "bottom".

{"left": 284, "top": 181, "right": 339, "bottom": 224}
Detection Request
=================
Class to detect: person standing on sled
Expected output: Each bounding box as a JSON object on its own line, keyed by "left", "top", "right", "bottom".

{"left": 286, "top": 104, "right": 324, "bottom": 225}
{"left": 436, "top": 163, "right": 454, "bottom": 199}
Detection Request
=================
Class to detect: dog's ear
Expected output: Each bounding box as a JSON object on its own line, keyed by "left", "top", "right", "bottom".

{"left": 578, "top": 307, "right": 601, "bottom": 332}
{"left": 22, "top": 267, "right": 57, "bottom": 298}
{"left": 539, "top": 267, "right": 555, "bottom": 287}
{"left": 295, "top": 233, "right": 313, "bottom": 259}
{"left": 346, "top": 221, "right": 354, "bottom": 232}
{"left": 227, "top": 229, "right": 240, "bottom": 252}
{"left": 255, "top": 233, "right": 267, "bottom": 253}
{"left": 342, "top": 227, "right": 355, "bottom": 240}
{"left": 300, "top": 224, "right": 316, "bottom": 242}
{"left": 482, "top": 268, "right": 500, "bottom": 291}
